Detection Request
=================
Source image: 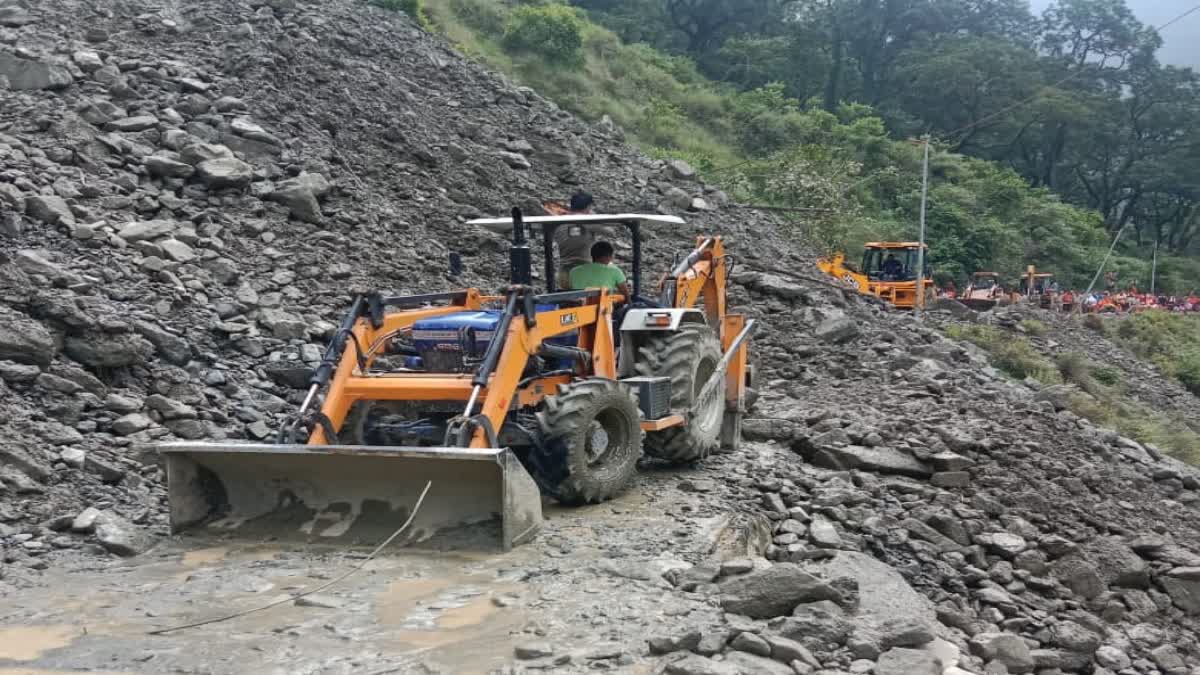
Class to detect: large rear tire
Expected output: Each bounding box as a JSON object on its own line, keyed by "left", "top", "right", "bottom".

{"left": 635, "top": 325, "right": 724, "bottom": 463}
{"left": 535, "top": 379, "right": 643, "bottom": 505}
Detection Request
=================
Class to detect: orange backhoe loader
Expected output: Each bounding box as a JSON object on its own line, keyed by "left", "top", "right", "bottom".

{"left": 961, "top": 271, "right": 1003, "bottom": 311}
{"left": 1019, "top": 266, "right": 1056, "bottom": 309}
{"left": 817, "top": 242, "right": 934, "bottom": 309}
{"left": 159, "top": 209, "right": 754, "bottom": 550}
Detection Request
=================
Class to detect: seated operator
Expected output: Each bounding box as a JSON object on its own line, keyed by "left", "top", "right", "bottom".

{"left": 881, "top": 253, "right": 903, "bottom": 280}
{"left": 554, "top": 191, "right": 616, "bottom": 290}
{"left": 569, "top": 241, "right": 631, "bottom": 297}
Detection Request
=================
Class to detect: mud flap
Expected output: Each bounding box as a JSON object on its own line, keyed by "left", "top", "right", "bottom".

{"left": 159, "top": 443, "right": 542, "bottom": 551}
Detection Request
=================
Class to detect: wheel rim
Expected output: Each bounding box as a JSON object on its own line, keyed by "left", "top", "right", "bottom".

{"left": 587, "top": 408, "right": 631, "bottom": 472}
{"left": 585, "top": 421, "right": 611, "bottom": 465}
{"left": 692, "top": 356, "right": 723, "bottom": 435}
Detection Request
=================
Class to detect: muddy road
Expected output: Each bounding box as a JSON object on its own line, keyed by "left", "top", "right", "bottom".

{"left": 0, "top": 447, "right": 769, "bottom": 675}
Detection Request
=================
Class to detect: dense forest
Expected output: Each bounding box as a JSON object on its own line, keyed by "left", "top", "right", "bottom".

{"left": 418, "top": 0, "right": 1200, "bottom": 291}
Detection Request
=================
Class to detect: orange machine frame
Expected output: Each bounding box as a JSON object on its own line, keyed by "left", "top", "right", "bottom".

{"left": 309, "top": 288, "right": 625, "bottom": 449}
{"left": 307, "top": 234, "right": 749, "bottom": 454}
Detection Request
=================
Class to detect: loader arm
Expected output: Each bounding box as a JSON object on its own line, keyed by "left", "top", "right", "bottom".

{"left": 817, "top": 251, "right": 869, "bottom": 293}
{"left": 670, "top": 236, "right": 729, "bottom": 329}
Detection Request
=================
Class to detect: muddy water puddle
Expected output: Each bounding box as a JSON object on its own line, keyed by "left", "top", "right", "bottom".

{"left": 0, "top": 626, "right": 81, "bottom": 662}
{"left": 0, "top": 670, "right": 138, "bottom": 675}
{"left": 374, "top": 572, "right": 527, "bottom": 671}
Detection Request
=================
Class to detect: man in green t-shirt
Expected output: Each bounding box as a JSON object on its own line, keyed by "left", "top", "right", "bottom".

{"left": 569, "top": 241, "right": 631, "bottom": 297}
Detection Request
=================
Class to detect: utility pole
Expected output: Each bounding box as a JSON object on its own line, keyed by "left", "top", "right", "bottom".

{"left": 1077, "top": 223, "right": 1126, "bottom": 314}
{"left": 915, "top": 135, "right": 931, "bottom": 317}
{"left": 1151, "top": 236, "right": 1159, "bottom": 295}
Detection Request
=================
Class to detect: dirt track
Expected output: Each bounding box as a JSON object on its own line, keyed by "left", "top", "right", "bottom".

{"left": 0, "top": 450, "right": 759, "bottom": 674}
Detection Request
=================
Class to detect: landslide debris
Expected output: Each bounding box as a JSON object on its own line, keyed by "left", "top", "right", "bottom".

{"left": 2, "top": 1, "right": 1200, "bottom": 674}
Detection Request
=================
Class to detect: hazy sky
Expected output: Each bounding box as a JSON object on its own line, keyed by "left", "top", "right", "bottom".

{"left": 1028, "top": 0, "right": 1200, "bottom": 67}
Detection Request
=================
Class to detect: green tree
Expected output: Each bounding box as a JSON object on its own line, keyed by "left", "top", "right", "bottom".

{"left": 503, "top": 4, "right": 586, "bottom": 64}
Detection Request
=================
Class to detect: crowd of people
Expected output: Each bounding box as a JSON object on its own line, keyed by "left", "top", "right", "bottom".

{"left": 939, "top": 277, "right": 1200, "bottom": 314}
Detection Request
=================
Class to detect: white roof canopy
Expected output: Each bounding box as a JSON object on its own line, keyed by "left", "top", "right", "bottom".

{"left": 468, "top": 213, "right": 686, "bottom": 234}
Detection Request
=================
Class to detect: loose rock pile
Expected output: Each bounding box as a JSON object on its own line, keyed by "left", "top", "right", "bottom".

{"left": 3, "top": 1, "right": 1200, "bottom": 674}
{"left": 645, "top": 279, "right": 1200, "bottom": 674}
{"left": 0, "top": 0, "right": 780, "bottom": 565}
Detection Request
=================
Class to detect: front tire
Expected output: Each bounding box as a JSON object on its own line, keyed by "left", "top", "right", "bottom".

{"left": 635, "top": 325, "right": 724, "bottom": 463}
{"left": 535, "top": 379, "right": 643, "bottom": 505}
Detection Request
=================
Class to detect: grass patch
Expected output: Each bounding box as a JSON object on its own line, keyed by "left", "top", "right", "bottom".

{"left": 945, "top": 325, "right": 1060, "bottom": 385}
{"left": 1020, "top": 319, "right": 1049, "bottom": 336}
{"left": 424, "top": 0, "right": 741, "bottom": 168}
{"left": 947, "top": 328, "right": 1200, "bottom": 464}
{"left": 369, "top": 0, "right": 430, "bottom": 28}
{"left": 1112, "top": 312, "right": 1200, "bottom": 397}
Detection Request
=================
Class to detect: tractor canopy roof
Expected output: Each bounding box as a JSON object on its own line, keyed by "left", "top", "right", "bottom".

{"left": 468, "top": 214, "right": 686, "bottom": 234}
{"left": 864, "top": 241, "right": 927, "bottom": 250}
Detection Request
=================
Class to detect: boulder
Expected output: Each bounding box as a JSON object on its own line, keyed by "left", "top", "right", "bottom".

{"left": 111, "top": 413, "right": 152, "bottom": 436}
{"left": 779, "top": 600, "right": 852, "bottom": 646}
{"left": 25, "top": 195, "right": 75, "bottom": 226}
{"left": 64, "top": 332, "right": 153, "bottom": 368}
{"left": 813, "top": 317, "right": 860, "bottom": 344}
{"left": 145, "top": 154, "right": 195, "bottom": 178}
{"left": 196, "top": 157, "right": 254, "bottom": 189}
{"left": 133, "top": 321, "right": 191, "bottom": 365}
{"left": 268, "top": 173, "right": 331, "bottom": 223}
{"left": 664, "top": 654, "right": 739, "bottom": 675}
{"left": 1162, "top": 567, "right": 1200, "bottom": 614}
{"left": 969, "top": 632, "right": 1034, "bottom": 674}
{"left": 720, "top": 651, "right": 793, "bottom": 675}
{"left": 0, "top": 309, "right": 55, "bottom": 365}
{"left": 0, "top": 52, "right": 72, "bottom": 90}
{"left": 718, "top": 563, "right": 840, "bottom": 618}
{"left": 1086, "top": 536, "right": 1150, "bottom": 588}
{"left": 875, "top": 647, "right": 941, "bottom": 675}
{"left": 94, "top": 512, "right": 152, "bottom": 557}
{"left": 1051, "top": 555, "right": 1106, "bottom": 599}
{"left": 0, "top": 4, "right": 37, "bottom": 27}
{"left": 117, "top": 219, "right": 178, "bottom": 242}
{"left": 179, "top": 142, "right": 234, "bottom": 165}
{"left": 810, "top": 445, "right": 932, "bottom": 478}
{"left": 107, "top": 115, "right": 159, "bottom": 132}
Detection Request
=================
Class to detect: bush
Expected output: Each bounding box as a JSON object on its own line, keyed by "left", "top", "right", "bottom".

{"left": 371, "top": 0, "right": 429, "bottom": 26}
{"left": 1082, "top": 314, "right": 1106, "bottom": 333}
{"left": 503, "top": 4, "right": 584, "bottom": 65}
{"left": 448, "top": 0, "right": 505, "bottom": 35}
{"left": 1020, "top": 319, "right": 1048, "bottom": 336}
{"left": 1176, "top": 350, "right": 1200, "bottom": 396}
{"left": 1091, "top": 366, "right": 1120, "bottom": 387}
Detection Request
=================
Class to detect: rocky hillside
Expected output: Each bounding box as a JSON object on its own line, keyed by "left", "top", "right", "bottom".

{"left": 3, "top": 1, "right": 1200, "bottom": 674}
{"left": 0, "top": 0, "right": 782, "bottom": 557}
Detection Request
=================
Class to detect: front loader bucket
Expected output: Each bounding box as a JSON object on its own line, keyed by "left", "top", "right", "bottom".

{"left": 158, "top": 443, "right": 542, "bottom": 551}
{"left": 961, "top": 297, "right": 998, "bottom": 311}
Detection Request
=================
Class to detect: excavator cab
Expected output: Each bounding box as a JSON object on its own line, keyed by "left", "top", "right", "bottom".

{"left": 862, "top": 243, "right": 924, "bottom": 282}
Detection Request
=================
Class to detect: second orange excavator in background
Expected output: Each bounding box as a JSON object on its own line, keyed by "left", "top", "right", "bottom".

{"left": 817, "top": 242, "right": 935, "bottom": 310}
